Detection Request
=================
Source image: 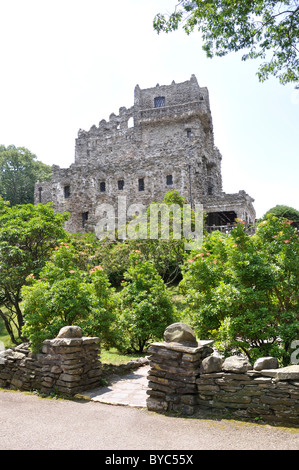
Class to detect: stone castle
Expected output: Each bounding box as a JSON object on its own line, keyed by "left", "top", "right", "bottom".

{"left": 35, "top": 75, "right": 255, "bottom": 234}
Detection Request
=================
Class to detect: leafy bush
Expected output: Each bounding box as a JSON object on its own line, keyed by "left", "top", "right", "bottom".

{"left": 180, "top": 216, "right": 299, "bottom": 364}
{"left": 262, "top": 205, "right": 299, "bottom": 229}
{"left": 117, "top": 251, "right": 176, "bottom": 353}
{"left": 21, "top": 244, "right": 118, "bottom": 352}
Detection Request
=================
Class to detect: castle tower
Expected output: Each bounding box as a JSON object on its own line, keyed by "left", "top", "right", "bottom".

{"left": 35, "top": 76, "right": 255, "bottom": 234}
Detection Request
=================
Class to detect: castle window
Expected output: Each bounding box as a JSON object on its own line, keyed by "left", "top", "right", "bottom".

{"left": 118, "top": 179, "right": 124, "bottom": 190}
{"left": 100, "top": 181, "right": 106, "bottom": 193}
{"left": 64, "top": 185, "right": 70, "bottom": 199}
{"left": 82, "top": 211, "right": 89, "bottom": 228}
{"left": 186, "top": 129, "right": 192, "bottom": 138}
{"left": 166, "top": 175, "right": 173, "bottom": 186}
{"left": 138, "top": 178, "right": 144, "bottom": 192}
{"left": 154, "top": 96, "right": 165, "bottom": 108}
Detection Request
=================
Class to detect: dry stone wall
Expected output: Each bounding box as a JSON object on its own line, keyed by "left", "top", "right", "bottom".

{"left": 197, "top": 356, "right": 299, "bottom": 425}
{"left": 146, "top": 324, "right": 299, "bottom": 426}
{"left": 147, "top": 341, "right": 213, "bottom": 415}
{"left": 0, "top": 327, "right": 101, "bottom": 396}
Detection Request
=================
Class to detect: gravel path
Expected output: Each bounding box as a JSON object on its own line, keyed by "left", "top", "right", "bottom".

{"left": 1, "top": 389, "right": 299, "bottom": 450}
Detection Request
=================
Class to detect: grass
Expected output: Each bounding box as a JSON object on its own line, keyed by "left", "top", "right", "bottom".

{"left": 0, "top": 315, "right": 14, "bottom": 349}
{"left": 101, "top": 347, "right": 146, "bottom": 365}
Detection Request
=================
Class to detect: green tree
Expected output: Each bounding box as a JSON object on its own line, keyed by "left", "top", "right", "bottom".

{"left": 90, "top": 190, "right": 202, "bottom": 287}
{"left": 0, "top": 199, "right": 68, "bottom": 344}
{"left": 117, "top": 251, "right": 176, "bottom": 353}
{"left": 154, "top": 1, "right": 299, "bottom": 87}
{"left": 180, "top": 216, "right": 299, "bottom": 364}
{"left": 263, "top": 204, "right": 299, "bottom": 228}
{"left": 0, "top": 145, "right": 51, "bottom": 205}
{"left": 21, "top": 244, "right": 118, "bottom": 352}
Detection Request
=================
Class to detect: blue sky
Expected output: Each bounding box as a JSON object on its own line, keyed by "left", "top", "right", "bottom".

{"left": 0, "top": 0, "right": 298, "bottom": 218}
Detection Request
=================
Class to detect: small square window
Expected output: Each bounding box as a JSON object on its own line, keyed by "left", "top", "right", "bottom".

{"left": 138, "top": 178, "right": 144, "bottom": 192}
{"left": 154, "top": 96, "right": 165, "bottom": 108}
{"left": 64, "top": 185, "right": 70, "bottom": 199}
{"left": 166, "top": 175, "right": 173, "bottom": 186}
{"left": 100, "top": 181, "right": 106, "bottom": 193}
{"left": 118, "top": 180, "right": 124, "bottom": 190}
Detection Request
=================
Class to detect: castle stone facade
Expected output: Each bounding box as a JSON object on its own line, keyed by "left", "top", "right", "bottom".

{"left": 35, "top": 75, "right": 255, "bottom": 234}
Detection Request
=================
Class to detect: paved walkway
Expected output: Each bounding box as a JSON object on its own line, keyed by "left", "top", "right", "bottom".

{"left": 2, "top": 388, "right": 299, "bottom": 450}
{"left": 81, "top": 365, "right": 150, "bottom": 408}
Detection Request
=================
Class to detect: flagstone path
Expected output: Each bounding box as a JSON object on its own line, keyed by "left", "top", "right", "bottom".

{"left": 81, "top": 365, "right": 150, "bottom": 408}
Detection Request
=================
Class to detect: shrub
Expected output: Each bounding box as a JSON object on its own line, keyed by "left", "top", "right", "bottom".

{"left": 21, "top": 244, "right": 118, "bottom": 352}
{"left": 117, "top": 251, "right": 176, "bottom": 353}
{"left": 180, "top": 216, "right": 299, "bottom": 364}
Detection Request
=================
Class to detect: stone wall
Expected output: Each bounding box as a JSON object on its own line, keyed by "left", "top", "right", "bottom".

{"left": 0, "top": 326, "right": 101, "bottom": 396}
{"left": 197, "top": 355, "right": 299, "bottom": 426}
{"left": 146, "top": 322, "right": 214, "bottom": 415}
{"left": 146, "top": 323, "right": 299, "bottom": 426}
{"left": 147, "top": 340, "right": 213, "bottom": 415}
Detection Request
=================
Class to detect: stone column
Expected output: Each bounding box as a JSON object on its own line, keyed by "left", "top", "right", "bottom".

{"left": 40, "top": 326, "right": 101, "bottom": 396}
{"left": 146, "top": 323, "right": 213, "bottom": 415}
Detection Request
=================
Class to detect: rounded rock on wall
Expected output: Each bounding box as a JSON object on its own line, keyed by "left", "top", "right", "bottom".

{"left": 253, "top": 356, "right": 279, "bottom": 371}
{"left": 56, "top": 326, "right": 82, "bottom": 339}
{"left": 163, "top": 322, "right": 197, "bottom": 346}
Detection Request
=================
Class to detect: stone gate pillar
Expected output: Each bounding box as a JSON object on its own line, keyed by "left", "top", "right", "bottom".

{"left": 146, "top": 323, "right": 213, "bottom": 415}
{"left": 41, "top": 326, "right": 101, "bottom": 396}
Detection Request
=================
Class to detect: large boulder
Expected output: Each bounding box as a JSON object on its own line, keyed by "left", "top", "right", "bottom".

{"left": 253, "top": 356, "right": 278, "bottom": 371}
{"left": 57, "top": 326, "right": 82, "bottom": 339}
{"left": 200, "top": 355, "right": 223, "bottom": 374}
{"left": 222, "top": 355, "right": 252, "bottom": 373}
{"left": 163, "top": 323, "right": 197, "bottom": 346}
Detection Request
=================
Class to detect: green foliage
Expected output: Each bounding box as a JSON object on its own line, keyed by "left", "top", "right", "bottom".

{"left": 0, "top": 145, "right": 52, "bottom": 205}
{"left": 262, "top": 204, "right": 299, "bottom": 228}
{"left": 117, "top": 251, "right": 176, "bottom": 353}
{"left": 153, "top": 1, "right": 299, "bottom": 87}
{"left": 180, "top": 216, "right": 299, "bottom": 364}
{"left": 81, "top": 191, "right": 194, "bottom": 286}
{"left": 21, "top": 244, "right": 118, "bottom": 352}
{"left": 21, "top": 244, "right": 176, "bottom": 354}
{"left": 0, "top": 199, "right": 68, "bottom": 344}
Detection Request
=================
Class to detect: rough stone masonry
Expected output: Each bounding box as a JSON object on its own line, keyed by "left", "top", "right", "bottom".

{"left": 0, "top": 326, "right": 101, "bottom": 396}
{"left": 35, "top": 75, "right": 256, "bottom": 234}
{"left": 146, "top": 323, "right": 299, "bottom": 426}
